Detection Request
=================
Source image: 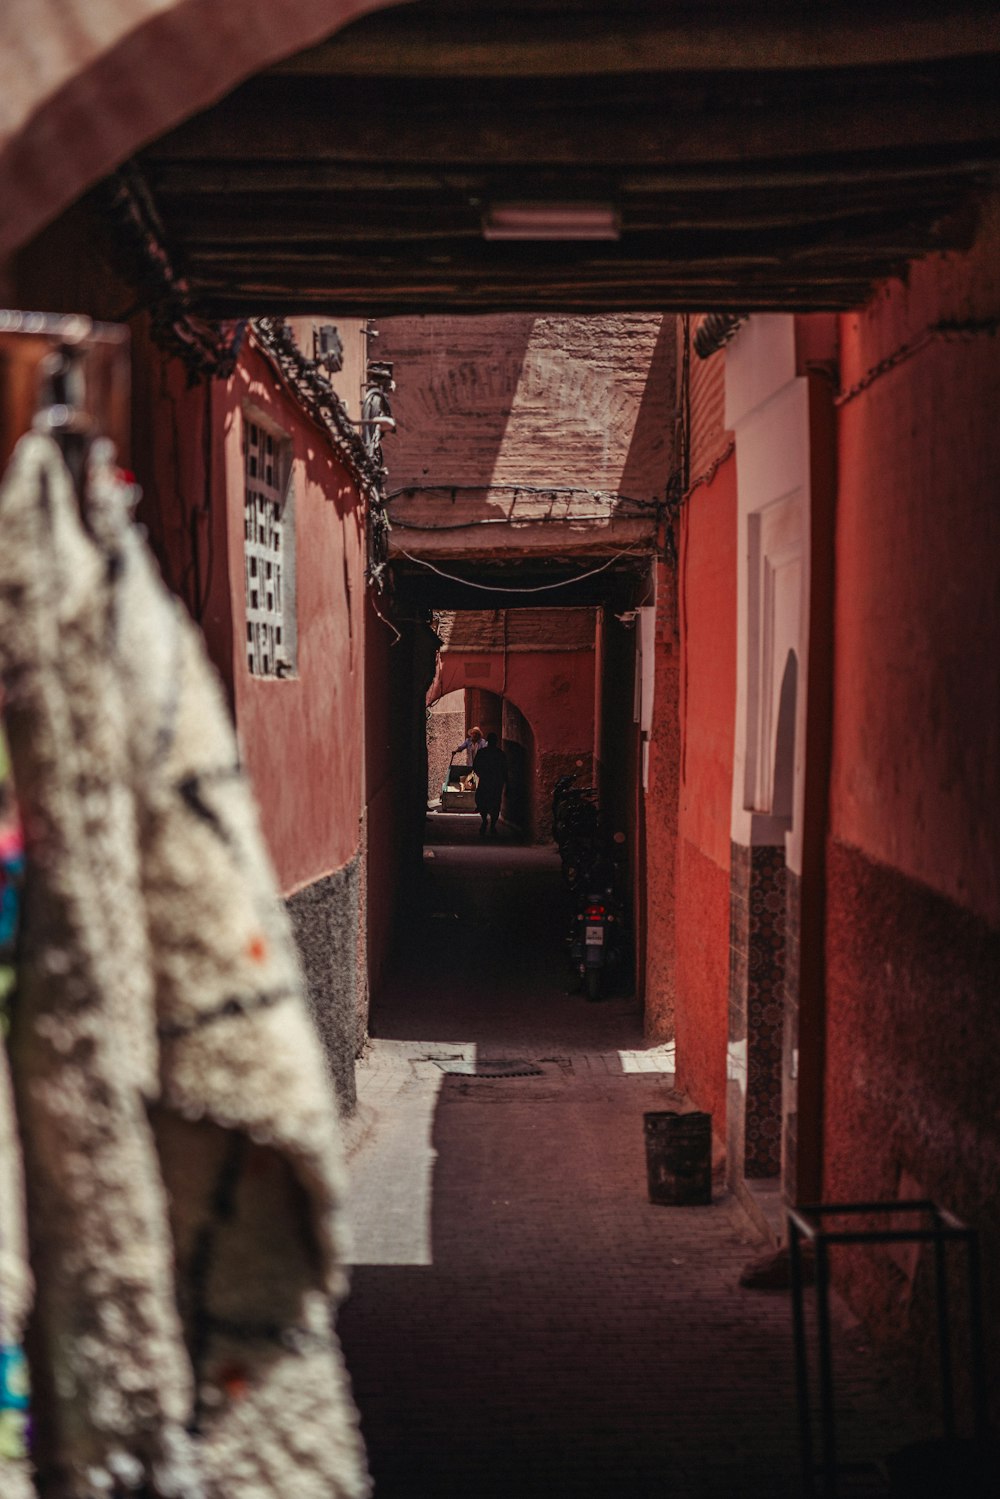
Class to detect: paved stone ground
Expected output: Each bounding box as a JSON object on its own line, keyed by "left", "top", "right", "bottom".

{"left": 337, "top": 817, "right": 927, "bottom": 1498}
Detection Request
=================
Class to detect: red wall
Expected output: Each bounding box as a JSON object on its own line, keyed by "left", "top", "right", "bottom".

{"left": 673, "top": 455, "right": 738, "bottom": 1131}
{"left": 824, "top": 197, "right": 1000, "bottom": 1389}
{"left": 644, "top": 562, "right": 680, "bottom": 1040}
{"left": 130, "top": 320, "right": 235, "bottom": 703}
{"left": 225, "top": 340, "right": 367, "bottom": 895}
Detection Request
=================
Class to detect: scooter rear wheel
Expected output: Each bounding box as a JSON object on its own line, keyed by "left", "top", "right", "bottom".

{"left": 585, "top": 966, "right": 603, "bottom": 1001}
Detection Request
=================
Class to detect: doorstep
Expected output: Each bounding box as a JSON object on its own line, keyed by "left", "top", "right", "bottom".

{"left": 734, "top": 1174, "right": 786, "bottom": 1247}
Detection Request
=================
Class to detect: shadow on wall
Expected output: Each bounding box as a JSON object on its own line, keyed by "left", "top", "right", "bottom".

{"left": 427, "top": 687, "right": 465, "bottom": 801}
{"left": 618, "top": 314, "right": 677, "bottom": 506}
{"left": 501, "top": 697, "right": 535, "bottom": 837}
{"left": 378, "top": 314, "right": 538, "bottom": 498}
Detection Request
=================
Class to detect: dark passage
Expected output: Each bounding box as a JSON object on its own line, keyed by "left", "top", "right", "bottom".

{"left": 370, "top": 810, "right": 641, "bottom": 1051}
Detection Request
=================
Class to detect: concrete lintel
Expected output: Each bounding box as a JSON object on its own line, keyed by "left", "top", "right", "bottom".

{"left": 388, "top": 518, "right": 656, "bottom": 561}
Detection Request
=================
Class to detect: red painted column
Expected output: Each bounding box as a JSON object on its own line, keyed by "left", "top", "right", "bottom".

{"left": 673, "top": 455, "right": 737, "bottom": 1130}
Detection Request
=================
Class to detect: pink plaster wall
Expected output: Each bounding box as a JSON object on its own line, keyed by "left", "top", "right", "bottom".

{"left": 436, "top": 646, "right": 595, "bottom": 838}
{"left": 437, "top": 650, "right": 594, "bottom": 752}
{"left": 831, "top": 200, "right": 1000, "bottom": 927}
{"left": 824, "top": 195, "right": 1000, "bottom": 1407}
{"left": 643, "top": 561, "right": 680, "bottom": 1040}
{"left": 225, "top": 338, "right": 367, "bottom": 895}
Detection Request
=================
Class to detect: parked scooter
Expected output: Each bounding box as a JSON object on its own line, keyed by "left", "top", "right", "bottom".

{"left": 571, "top": 889, "right": 619, "bottom": 999}
{"left": 566, "top": 832, "right": 628, "bottom": 1000}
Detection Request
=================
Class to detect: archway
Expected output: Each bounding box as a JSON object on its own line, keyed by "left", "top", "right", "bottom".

{"left": 425, "top": 682, "right": 536, "bottom": 839}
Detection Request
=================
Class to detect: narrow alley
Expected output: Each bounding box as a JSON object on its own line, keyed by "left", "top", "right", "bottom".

{"left": 2, "top": 6, "right": 999, "bottom": 1499}
{"left": 339, "top": 817, "right": 923, "bottom": 1499}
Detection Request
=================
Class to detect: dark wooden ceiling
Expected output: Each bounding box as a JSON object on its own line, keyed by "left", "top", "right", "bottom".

{"left": 131, "top": 1, "right": 1000, "bottom": 314}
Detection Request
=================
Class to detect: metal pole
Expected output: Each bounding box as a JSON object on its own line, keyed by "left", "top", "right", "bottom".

{"left": 814, "top": 1238, "right": 838, "bottom": 1498}
{"left": 966, "top": 1230, "right": 988, "bottom": 1441}
{"left": 789, "top": 1219, "right": 815, "bottom": 1496}
{"left": 931, "top": 1211, "right": 957, "bottom": 1442}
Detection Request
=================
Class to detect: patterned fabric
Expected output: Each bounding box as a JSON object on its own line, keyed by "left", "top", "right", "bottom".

{"left": 0, "top": 434, "right": 369, "bottom": 1499}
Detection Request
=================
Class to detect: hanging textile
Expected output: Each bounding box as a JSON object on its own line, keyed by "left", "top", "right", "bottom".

{"left": 1, "top": 725, "right": 32, "bottom": 1498}
{"left": 0, "top": 981, "right": 32, "bottom": 1499}
{"left": 0, "top": 432, "right": 370, "bottom": 1499}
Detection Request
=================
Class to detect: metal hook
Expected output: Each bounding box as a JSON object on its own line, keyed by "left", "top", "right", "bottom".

{"left": 32, "top": 344, "right": 94, "bottom": 498}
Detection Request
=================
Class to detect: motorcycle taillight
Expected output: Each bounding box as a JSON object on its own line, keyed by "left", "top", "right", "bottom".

{"left": 585, "top": 904, "right": 606, "bottom": 920}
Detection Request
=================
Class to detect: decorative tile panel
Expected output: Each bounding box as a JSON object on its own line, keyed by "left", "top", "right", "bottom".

{"left": 745, "top": 847, "right": 786, "bottom": 1178}
{"left": 728, "top": 842, "right": 787, "bottom": 1182}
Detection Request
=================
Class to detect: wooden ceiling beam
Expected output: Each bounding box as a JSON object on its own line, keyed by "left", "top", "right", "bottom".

{"left": 123, "top": 10, "right": 999, "bottom": 316}
{"left": 268, "top": 7, "right": 1000, "bottom": 78}
{"left": 178, "top": 236, "right": 949, "bottom": 270}
{"left": 154, "top": 73, "right": 1000, "bottom": 168}
{"left": 189, "top": 269, "right": 881, "bottom": 297}
{"left": 164, "top": 199, "right": 962, "bottom": 243}
{"left": 144, "top": 153, "right": 997, "bottom": 198}
{"left": 194, "top": 292, "right": 876, "bottom": 316}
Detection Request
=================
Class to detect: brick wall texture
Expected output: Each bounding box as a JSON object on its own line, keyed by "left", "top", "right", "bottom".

{"left": 380, "top": 314, "right": 674, "bottom": 503}
{"left": 437, "top": 608, "right": 597, "bottom": 653}
{"left": 683, "top": 317, "right": 730, "bottom": 481}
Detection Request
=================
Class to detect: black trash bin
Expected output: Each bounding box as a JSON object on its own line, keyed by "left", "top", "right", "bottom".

{"left": 644, "top": 1110, "right": 712, "bottom": 1206}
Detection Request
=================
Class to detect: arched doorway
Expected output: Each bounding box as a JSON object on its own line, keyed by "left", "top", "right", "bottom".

{"left": 425, "top": 684, "right": 535, "bottom": 839}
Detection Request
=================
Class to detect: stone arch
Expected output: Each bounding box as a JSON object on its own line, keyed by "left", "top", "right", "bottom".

{"left": 771, "top": 648, "right": 798, "bottom": 824}
{"left": 499, "top": 695, "right": 536, "bottom": 839}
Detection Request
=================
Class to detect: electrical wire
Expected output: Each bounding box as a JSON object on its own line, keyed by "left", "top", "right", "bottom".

{"left": 834, "top": 316, "right": 1000, "bottom": 407}
{"left": 369, "top": 590, "right": 402, "bottom": 644}
{"left": 395, "top": 545, "right": 648, "bottom": 595}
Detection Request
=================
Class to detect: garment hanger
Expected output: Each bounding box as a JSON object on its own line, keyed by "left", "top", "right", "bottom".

{"left": 0, "top": 311, "right": 130, "bottom": 479}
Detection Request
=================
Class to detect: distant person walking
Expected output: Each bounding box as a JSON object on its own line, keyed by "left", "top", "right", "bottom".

{"left": 454, "top": 724, "right": 486, "bottom": 767}
{"left": 472, "top": 732, "right": 508, "bottom": 838}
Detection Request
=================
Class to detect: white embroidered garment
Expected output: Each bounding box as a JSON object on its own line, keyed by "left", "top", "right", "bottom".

{"left": 0, "top": 1032, "right": 34, "bottom": 1499}
{"left": 0, "top": 433, "right": 370, "bottom": 1499}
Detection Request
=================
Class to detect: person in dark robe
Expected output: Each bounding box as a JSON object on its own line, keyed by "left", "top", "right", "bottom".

{"left": 472, "top": 732, "right": 508, "bottom": 838}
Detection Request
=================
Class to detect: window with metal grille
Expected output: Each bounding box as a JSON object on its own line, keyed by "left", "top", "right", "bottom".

{"left": 242, "top": 415, "right": 296, "bottom": 677}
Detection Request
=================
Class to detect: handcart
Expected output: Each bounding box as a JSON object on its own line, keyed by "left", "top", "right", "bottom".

{"left": 440, "top": 750, "right": 478, "bottom": 812}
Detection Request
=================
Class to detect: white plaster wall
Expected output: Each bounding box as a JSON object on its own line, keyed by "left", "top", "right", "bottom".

{"left": 726, "top": 316, "right": 811, "bottom": 874}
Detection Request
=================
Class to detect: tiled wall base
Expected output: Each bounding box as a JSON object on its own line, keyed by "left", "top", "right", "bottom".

{"left": 287, "top": 851, "right": 363, "bottom": 1114}
{"left": 782, "top": 869, "right": 801, "bottom": 1201}
{"left": 728, "top": 842, "right": 787, "bottom": 1182}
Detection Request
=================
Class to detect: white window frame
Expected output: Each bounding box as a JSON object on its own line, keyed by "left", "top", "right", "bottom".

{"left": 242, "top": 409, "right": 297, "bottom": 678}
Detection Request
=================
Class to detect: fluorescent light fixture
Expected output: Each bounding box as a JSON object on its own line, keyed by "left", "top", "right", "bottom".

{"left": 482, "top": 202, "right": 620, "bottom": 241}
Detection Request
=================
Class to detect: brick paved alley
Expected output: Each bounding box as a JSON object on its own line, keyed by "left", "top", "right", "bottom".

{"left": 338, "top": 817, "right": 926, "bottom": 1499}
